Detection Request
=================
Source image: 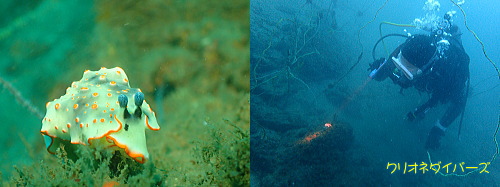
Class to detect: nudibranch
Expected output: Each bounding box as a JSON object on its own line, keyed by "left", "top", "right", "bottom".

{"left": 41, "top": 67, "right": 160, "bottom": 163}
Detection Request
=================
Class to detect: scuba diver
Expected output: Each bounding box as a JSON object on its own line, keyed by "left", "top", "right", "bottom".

{"left": 368, "top": 13, "right": 470, "bottom": 150}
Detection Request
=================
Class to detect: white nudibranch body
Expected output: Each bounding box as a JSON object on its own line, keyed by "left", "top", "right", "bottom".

{"left": 41, "top": 67, "right": 160, "bottom": 163}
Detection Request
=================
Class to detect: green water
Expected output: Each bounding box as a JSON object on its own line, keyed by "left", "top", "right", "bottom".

{"left": 0, "top": 0, "right": 249, "bottom": 185}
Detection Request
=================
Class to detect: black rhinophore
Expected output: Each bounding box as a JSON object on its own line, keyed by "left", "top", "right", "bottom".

{"left": 118, "top": 94, "right": 128, "bottom": 108}
{"left": 134, "top": 92, "right": 144, "bottom": 107}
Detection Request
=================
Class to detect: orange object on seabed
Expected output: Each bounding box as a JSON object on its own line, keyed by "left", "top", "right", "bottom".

{"left": 102, "top": 181, "right": 120, "bottom": 187}
{"left": 296, "top": 123, "right": 333, "bottom": 145}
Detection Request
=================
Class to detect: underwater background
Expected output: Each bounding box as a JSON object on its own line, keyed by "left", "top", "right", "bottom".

{"left": 1, "top": 0, "right": 499, "bottom": 186}
{"left": 0, "top": 0, "right": 249, "bottom": 185}
{"left": 250, "top": 0, "right": 498, "bottom": 186}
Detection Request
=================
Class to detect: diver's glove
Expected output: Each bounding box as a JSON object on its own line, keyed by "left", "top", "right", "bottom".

{"left": 368, "top": 58, "right": 391, "bottom": 81}
{"left": 406, "top": 108, "right": 426, "bottom": 122}
{"left": 425, "top": 123, "right": 446, "bottom": 150}
{"left": 368, "top": 58, "right": 386, "bottom": 71}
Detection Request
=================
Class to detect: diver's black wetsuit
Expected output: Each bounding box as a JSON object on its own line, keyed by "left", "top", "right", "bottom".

{"left": 410, "top": 35, "right": 470, "bottom": 127}
{"left": 370, "top": 31, "right": 470, "bottom": 149}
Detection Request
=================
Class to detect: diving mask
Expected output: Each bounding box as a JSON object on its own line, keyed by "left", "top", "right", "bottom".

{"left": 391, "top": 51, "right": 422, "bottom": 80}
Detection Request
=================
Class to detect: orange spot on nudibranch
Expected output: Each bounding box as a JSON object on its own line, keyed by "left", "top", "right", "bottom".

{"left": 100, "top": 118, "right": 105, "bottom": 123}
{"left": 55, "top": 103, "right": 60, "bottom": 110}
{"left": 85, "top": 103, "right": 89, "bottom": 107}
{"left": 110, "top": 81, "right": 116, "bottom": 86}
{"left": 73, "top": 104, "right": 79, "bottom": 109}
{"left": 92, "top": 92, "right": 99, "bottom": 97}
{"left": 110, "top": 108, "right": 115, "bottom": 111}
{"left": 107, "top": 93, "right": 112, "bottom": 97}
{"left": 123, "top": 78, "right": 128, "bottom": 83}
{"left": 92, "top": 104, "right": 98, "bottom": 109}
{"left": 116, "top": 71, "right": 121, "bottom": 75}
{"left": 67, "top": 123, "right": 71, "bottom": 128}
{"left": 103, "top": 110, "right": 107, "bottom": 113}
{"left": 86, "top": 114, "right": 123, "bottom": 147}
{"left": 80, "top": 123, "right": 83, "bottom": 128}
{"left": 75, "top": 117, "right": 80, "bottom": 123}
{"left": 109, "top": 114, "right": 113, "bottom": 118}
{"left": 93, "top": 119, "right": 97, "bottom": 123}
{"left": 62, "top": 129, "right": 67, "bottom": 133}
{"left": 81, "top": 87, "right": 89, "bottom": 91}
{"left": 54, "top": 126, "right": 59, "bottom": 130}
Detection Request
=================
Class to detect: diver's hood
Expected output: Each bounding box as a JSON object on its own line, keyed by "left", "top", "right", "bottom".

{"left": 391, "top": 51, "right": 422, "bottom": 80}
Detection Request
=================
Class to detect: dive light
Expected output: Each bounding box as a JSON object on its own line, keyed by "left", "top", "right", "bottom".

{"left": 369, "top": 58, "right": 388, "bottom": 80}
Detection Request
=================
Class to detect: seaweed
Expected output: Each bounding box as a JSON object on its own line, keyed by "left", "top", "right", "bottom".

{"left": 12, "top": 145, "right": 164, "bottom": 186}
{"left": 251, "top": 15, "right": 320, "bottom": 97}
{"left": 191, "top": 119, "right": 250, "bottom": 186}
